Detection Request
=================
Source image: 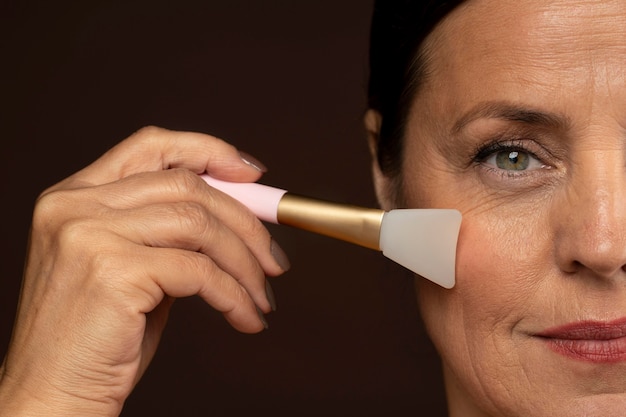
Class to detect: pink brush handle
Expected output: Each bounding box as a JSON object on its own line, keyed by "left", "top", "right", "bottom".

{"left": 200, "top": 174, "right": 287, "bottom": 224}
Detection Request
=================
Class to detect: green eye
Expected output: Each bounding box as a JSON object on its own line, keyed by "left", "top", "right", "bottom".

{"left": 476, "top": 141, "right": 547, "bottom": 174}
{"left": 481, "top": 148, "right": 544, "bottom": 172}
{"left": 495, "top": 150, "right": 530, "bottom": 171}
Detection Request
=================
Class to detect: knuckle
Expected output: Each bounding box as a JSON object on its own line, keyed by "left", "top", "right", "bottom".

{"left": 122, "top": 126, "right": 170, "bottom": 161}
{"left": 176, "top": 201, "right": 212, "bottom": 232}
{"left": 131, "top": 125, "right": 165, "bottom": 141}
{"left": 188, "top": 253, "right": 217, "bottom": 281}
{"left": 211, "top": 277, "right": 249, "bottom": 313}
{"left": 204, "top": 191, "right": 267, "bottom": 242}
{"left": 83, "top": 247, "right": 144, "bottom": 300}
{"left": 56, "top": 217, "right": 100, "bottom": 250}
{"left": 181, "top": 252, "right": 226, "bottom": 295}
{"left": 210, "top": 136, "right": 236, "bottom": 153}
{"left": 229, "top": 284, "right": 250, "bottom": 310}
{"left": 32, "top": 189, "right": 75, "bottom": 233}
{"left": 234, "top": 208, "right": 269, "bottom": 242}
{"left": 168, "top": 168, "right": 204, "bottom": 195}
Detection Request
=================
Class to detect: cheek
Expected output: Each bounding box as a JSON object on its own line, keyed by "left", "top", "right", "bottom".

{"left": 415, "top": 207, "right": 554, "bottom": 390}
{"left": 416, "top": 217, "right": 520, "bottom": 344}
{"left": 400, "top": 133, "right": 558, "bottom": 399}
{"left": 418, "top": 206, "right": 551, "bottom": 334}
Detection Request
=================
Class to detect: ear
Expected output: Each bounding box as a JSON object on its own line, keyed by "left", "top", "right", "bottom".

{"left": 364, "top": 109, "right": 396, "bottom": 211}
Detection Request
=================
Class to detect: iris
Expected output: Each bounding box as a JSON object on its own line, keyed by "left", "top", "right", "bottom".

{"left": 495, "top": 150, "right": 529, "bottom": 170}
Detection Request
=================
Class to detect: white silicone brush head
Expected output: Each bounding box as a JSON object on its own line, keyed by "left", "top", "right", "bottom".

{"left": 379, "top": 209, "right": 462, "bottom": 288}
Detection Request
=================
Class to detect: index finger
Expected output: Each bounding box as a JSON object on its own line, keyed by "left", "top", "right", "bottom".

{"left": 55, "top": 126, "right": 266, "bottom": 189}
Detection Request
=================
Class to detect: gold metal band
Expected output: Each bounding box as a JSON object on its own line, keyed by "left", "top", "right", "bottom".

{"left": 277, "top": 193, "right": 384, "bottom": 251}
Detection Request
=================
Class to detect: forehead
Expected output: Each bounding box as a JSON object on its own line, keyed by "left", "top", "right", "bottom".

{"left": 424, "top": 0, "right": 626, "bottom": 98}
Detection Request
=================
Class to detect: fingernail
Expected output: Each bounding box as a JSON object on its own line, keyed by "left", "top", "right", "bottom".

{"left": 265, "top": 280, "right": 277, "bottom": 311}
{"left": 270, "top": 239, "right": 291, "bottom": 272}
{"left": 256, "top": 306, "right": 269, "bottom": 330}
{"left": 239, "top": 151, "right": 268, "bottom": 173}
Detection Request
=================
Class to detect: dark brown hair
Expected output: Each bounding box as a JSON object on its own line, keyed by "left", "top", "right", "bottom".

{"left": 368, "top": 0, "right": 466, "bottom": 178}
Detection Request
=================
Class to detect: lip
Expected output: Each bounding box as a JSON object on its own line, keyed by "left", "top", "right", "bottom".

{"left": 535, "top": 318, "right": 626, "bottom": 363}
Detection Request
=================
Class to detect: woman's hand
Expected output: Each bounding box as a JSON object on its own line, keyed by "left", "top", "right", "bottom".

{"left": 0, "top": 127, "right": 289, "bottom": 417}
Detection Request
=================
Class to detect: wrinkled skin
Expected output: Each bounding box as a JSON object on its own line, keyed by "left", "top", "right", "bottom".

{"left": 369, "top": 0, "right": 626, "bottom": 416}
{"left": 0, "top": 127, "right": 288, "bottom": 416}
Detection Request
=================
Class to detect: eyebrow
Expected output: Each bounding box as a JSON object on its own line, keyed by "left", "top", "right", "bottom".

{"left": 451, "top": 101, "right": 571, "bottom": 134}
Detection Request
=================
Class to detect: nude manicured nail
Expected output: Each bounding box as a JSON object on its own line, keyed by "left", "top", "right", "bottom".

{"left": 270, "top": 239, "right": 291, "bottom": 272}
{"left": 265, "top": 280, "right": 277, "bottom": 311}
{"left": 239, "top": 151, "right": 267, "bottom": 173}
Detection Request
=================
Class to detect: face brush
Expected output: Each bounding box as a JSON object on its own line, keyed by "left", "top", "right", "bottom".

{"left": 201, "top": 175, "right": 462, "bottom": 288}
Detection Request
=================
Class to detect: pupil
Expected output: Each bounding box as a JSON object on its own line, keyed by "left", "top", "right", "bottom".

{"left": 495, "top": 150, "right": 529, "bottom": 170}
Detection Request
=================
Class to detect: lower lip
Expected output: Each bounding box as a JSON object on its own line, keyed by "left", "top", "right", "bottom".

{"left": 542, "top": 337, "right": 626, "bottom": 363}
{"left": 537, "top": 321, "right": 626, "bottom": 363}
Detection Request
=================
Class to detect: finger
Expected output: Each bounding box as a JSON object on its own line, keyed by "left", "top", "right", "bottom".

{"left": 54, "top": 126, "right": 266, "bottom": 189}
{"left": 127, "top": 246, "right": 268, "bottom": 333}
{"left": 138, "top": 296, "right": 175, "bottom": 382}
{"left": 83, "top": 169, "right": 289, "bottom": 278}
{"left": 35, "top": 170, "right": 286, "bottom": 312}
{"left": 109, "top": 201, "right": 271, "bottom": 311}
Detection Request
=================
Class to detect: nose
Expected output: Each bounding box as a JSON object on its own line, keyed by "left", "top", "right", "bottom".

{"left": 553, "top": 149, "right": 626, "bottom": 283}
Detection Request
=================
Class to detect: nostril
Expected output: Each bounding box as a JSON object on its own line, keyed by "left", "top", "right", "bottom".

{"left": 559, "top": 259, "right": 583, "bottom": 275}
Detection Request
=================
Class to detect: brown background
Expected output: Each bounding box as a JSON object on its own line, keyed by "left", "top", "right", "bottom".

{"left": 0, "top": 1, "right": 447, "bottom": 415}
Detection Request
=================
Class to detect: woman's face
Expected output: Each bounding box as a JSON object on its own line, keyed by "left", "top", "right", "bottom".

{"left": 381, "top": 0, "right": 626, "bottom": 415}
